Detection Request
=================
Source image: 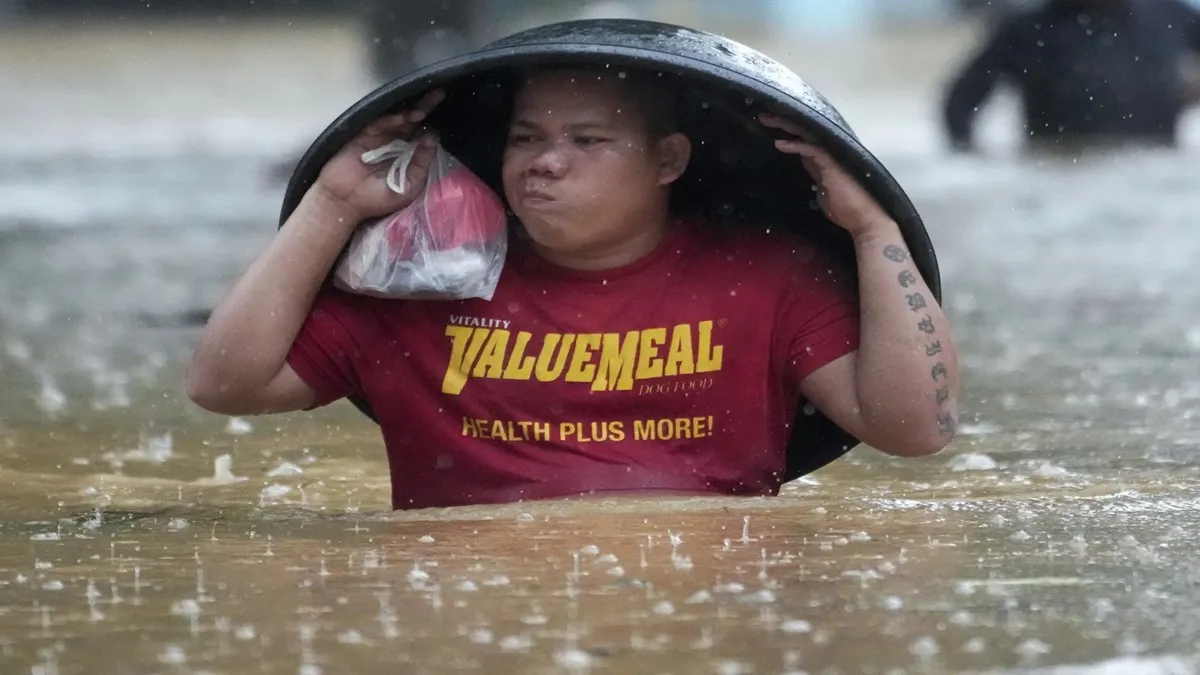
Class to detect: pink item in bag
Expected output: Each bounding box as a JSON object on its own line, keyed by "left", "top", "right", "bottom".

{"left": 333, "top": 138, "right": 509, "bottom": 300}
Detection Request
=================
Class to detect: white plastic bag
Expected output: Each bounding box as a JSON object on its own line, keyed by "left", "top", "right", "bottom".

{"left": 332, "top": 139, "right": 508, "bottom": 300}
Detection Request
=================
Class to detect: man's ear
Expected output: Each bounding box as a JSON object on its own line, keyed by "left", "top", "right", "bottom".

{"left": 656, "top": 132, "right": 692, "bottom": 186}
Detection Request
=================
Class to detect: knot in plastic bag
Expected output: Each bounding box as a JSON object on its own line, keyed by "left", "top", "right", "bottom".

{"left": 361, "top": 139, "right": 423, "bottom": 195}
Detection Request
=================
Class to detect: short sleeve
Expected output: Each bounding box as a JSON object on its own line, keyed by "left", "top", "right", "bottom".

{"left": 774, "top": 241, "right": 861, "bottom": 388}
{"left": 286, "top": 288, "right": 364, "bottom": 409}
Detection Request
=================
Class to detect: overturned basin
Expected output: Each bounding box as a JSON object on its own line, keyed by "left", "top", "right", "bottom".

{"left": 279, "top": 18, "right": 942, "bottom": 483}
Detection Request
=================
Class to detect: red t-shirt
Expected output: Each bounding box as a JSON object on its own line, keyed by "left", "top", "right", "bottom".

{"left": 287, "top": 219, "right": 860, "bottom": 510}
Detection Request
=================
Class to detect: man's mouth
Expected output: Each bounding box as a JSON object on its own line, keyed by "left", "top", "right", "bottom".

{"left": 522, "top": 188, "right": 556, "bottom": 203}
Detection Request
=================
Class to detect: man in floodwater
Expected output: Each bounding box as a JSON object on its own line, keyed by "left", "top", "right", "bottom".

{"left": 187, "top": 67, "right": 960, "bottom": 510}
{"left": 942, "top": 0, "right": 1200, "bottom": 151}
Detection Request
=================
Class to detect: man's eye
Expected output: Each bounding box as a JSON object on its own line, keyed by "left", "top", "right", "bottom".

{"left": 574, "top": 136, "right": 606, "bottom": 145}
{"left": 508, "top": 134, "right": 536, "bottom": 144}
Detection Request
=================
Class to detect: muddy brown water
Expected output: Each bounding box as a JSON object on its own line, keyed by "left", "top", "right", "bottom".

{"left": 2, "top": 16, "right": 1200, "bottom": 675}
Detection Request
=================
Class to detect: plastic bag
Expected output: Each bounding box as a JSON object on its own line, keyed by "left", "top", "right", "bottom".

{"left": 332, "top": 138, "right": 508, "bottom": 301}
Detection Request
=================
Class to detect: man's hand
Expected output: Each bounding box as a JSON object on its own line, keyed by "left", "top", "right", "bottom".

{"left": 315, "top": 88, "right": 448, "bottom": 223}
{"left": 759, "top": 113, "right": 892, "bottom": 237}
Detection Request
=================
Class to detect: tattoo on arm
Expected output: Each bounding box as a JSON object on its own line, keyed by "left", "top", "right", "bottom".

{"left": 931, "top": 362, "right": 948, "bottom": 381}
{"left": 883, "top": 245, "right": 909, "bottom": 263}
{"left": 885, "top": 240, "right": 956, "bottom": 440}
{"left": 938, "top": 411, "right": 958, "bottom": 436}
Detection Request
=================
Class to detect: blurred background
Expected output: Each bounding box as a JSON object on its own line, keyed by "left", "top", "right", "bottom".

{"left": 3, "top": 1, "right": 1200, "bottom": 673}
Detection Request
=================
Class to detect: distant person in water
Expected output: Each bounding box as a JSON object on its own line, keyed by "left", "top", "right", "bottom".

{"left": 268, "top": 0, "right": 611, "bottom": 184}
{"left": 266, "top": 1, "right": 477, "bottom": 184}
{"left": 188, "top": 66, "right": 960, "bottom": 510}
{"left": 360, "top": 0, "right": 477, "bottom": 84}
{"left": 942, "top": 0, "right": 1200, "bottom": 151}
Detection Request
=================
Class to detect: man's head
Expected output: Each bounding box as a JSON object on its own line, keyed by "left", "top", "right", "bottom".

{"left": 501, "top": 65, "right": 692, "bottom": 269}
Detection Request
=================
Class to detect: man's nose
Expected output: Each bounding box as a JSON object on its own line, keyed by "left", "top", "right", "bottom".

{"left": 527, "top": 142, "right": 569, "bottom": 177}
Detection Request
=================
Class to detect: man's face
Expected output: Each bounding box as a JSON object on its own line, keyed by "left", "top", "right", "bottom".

{"left": 501, "top": 69, "right": 688, "bottom": 258}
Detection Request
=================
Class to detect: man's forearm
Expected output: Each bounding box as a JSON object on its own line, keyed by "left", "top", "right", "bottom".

{"left": 186, "top": 187, "right": 360, "bottom": 399}
{"left": 851, "top": 217, "right": 960, "bottom": 446}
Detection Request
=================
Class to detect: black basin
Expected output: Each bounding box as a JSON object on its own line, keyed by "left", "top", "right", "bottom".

{"left": 279, "top": 18, "right": 942, "bottom": 483}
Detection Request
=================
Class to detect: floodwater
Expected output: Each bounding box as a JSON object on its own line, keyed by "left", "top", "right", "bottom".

{"left": 3, "top": 15, "right": 1200, "bottom": 675}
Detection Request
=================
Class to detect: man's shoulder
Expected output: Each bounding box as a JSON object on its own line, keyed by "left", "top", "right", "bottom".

{"left": 311, "top": 284, "right": 391, "bottom": 314}
{"left": 312, "top": 283, "right": 497, "bottom": 329}
{"left": 307, "top": 285, "right": 419, "bottom": 335}
{"left": 683, "top": 218, "right": 849, "bottom": 275}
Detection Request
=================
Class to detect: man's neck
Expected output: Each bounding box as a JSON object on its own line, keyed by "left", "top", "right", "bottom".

{"left": 533, "top": 215, "right": 672, "bottom": 272}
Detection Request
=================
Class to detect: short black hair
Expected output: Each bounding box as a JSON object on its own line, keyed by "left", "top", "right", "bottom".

{"left": 511, "top": 63, "right": 682, "bottom": 139}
